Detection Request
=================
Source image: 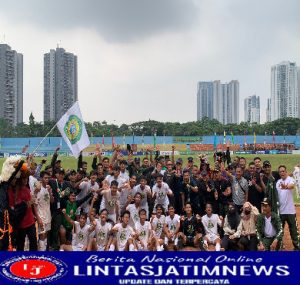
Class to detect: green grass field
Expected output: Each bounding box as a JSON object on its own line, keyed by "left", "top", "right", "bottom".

{"left": 1, "top": 154, "right": 300, "bottom": 203}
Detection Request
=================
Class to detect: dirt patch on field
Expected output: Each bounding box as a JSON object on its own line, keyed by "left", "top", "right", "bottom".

{"left": 283, "top": 205, "right": 300, "bottom": 251}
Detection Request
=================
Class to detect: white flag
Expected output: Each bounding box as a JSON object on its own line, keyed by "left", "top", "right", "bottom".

{"left": 56, "top": 102, "right": 90, "bottom": 158}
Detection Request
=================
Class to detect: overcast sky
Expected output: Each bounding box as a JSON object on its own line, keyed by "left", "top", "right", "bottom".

{"left": 0, "top": 0, "right": 299, "bottom": 124}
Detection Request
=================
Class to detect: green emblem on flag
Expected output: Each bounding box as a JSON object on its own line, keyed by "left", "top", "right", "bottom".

{"left": 64, "top": 115, "right": 83, "bottom": 145}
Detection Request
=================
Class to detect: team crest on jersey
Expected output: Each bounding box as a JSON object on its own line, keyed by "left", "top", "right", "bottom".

{"left": 108, "top": 200, "right": 116, "bottom": 207}
{"left": 77, "top": 232, "right": 84, "bottom": 241}
{"left": 64, "top": 115, "right": 83, "bottom": 145}
{"left": 208, "top": 220, "right": 214, "bottom": 229}
{"left": 187, "top": 225, "right": 194, "bottom": 234}
{"left": 0, "top": 255, "right": 67, "bottom": 283}
{"left": 98, "top": 231, "right": 106, "bottom": 240}
{"left": 120, "top": 231, "right": 127, "bottom": 241}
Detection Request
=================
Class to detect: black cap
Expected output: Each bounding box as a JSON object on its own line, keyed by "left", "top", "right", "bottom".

{"left": 55, "top": 167, "right": 65, "bottom": 175}
{"left": 261, "top": 197, "right": 271, "bottom": 206}
{"left": 263, "top": 160, "right": 271, "bottom": 167}
{"left": 188, "top": 157, "right": 193, "bottom": 162}
{"left": 69, "top": 169, "right": 77, "bottom": 175}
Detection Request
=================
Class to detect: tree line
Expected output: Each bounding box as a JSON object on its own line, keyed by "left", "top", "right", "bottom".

{"left": 1, "top": 114, "right": 300, "bottom": 138}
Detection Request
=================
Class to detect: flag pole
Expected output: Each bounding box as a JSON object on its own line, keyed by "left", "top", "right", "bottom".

{"left": 31, "top": 123, "right": 57, "bottom": 154}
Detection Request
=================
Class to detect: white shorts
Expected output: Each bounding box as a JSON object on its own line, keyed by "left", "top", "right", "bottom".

{"left": 135, "top": 239, "right": 149, "bottom": 251}
{"left": 72, "top": 245, "right": 85, "bottom": 251}
{"left": 205, "top": 233, "right": 220, "bottom": 243}
{"left": 97, "top": 244, "right": 106, "bottom": 251}
{"left": 38, "top": 222, "right": 51, "bottom": 234}
{"left": 117, "top": 245, "right": 125, "bottom": 252}
{"left": 108, "top": 213, "right": 117, "bottom": 223}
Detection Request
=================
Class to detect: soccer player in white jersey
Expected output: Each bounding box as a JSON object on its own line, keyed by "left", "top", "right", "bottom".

{"left": 60, "top": 212, "right": 96, "bottom": 251}
{"left": 126, "top": 192, "right": 142, "bottom": 228}
{"left": 77, "top": 171, "right": 99, "bottom": 215}
{"left": 34, "top": 171, "right": 54, "bottom": 251}
{"left": 88, "top": 209, "right": 112, "bottom": 251}
{"left": 201, "top": 203, "right": 223, "bottom": 251}
{"left": 150, "top": 204, "right": 166, "bottom": 251}
{"left": 109, "top": 210, "right": 136, "bottom": 251}
{"left": 152, "top": 174, "right": 173, "bottom": 213}
{"left": 135, "top": 209, "right": 154, "bottom": 251}
{"left": 100, "top": 180, "right": 120, "bottom": 223}
{"left": 132, "top": 176, "right": 152, "bottom": 218}
{"left": 164, "top": 204, "right": 180, "bottom": 249}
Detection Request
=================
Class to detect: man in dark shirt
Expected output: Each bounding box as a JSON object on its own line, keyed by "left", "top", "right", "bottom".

{"left": 246, "top": 162, "right": 264, "bottom": 212}
{"left": 180, "top": 170, "right": 199, "bottom": 215}
{"left": 260, "top": 160, "right": 280, "bottom": 214}
{"left": 212, "top": 169, "right": 232, "bottom": 217}
{"left": 48, "top": 168, "right": 71, "bottom": 250}
{"left": 198, "top": 171, "right": 216, "bottom": 215}
{"left": 178, "top": 202, "right": 204, "bottom": 248}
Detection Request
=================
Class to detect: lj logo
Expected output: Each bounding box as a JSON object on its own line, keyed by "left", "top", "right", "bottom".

{"left": 0, "top": 256, "right": 67, "bottom": 283}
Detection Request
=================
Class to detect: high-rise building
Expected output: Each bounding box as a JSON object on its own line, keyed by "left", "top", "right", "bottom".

{"left": 266, "top": 98, "right": 271, "bottom": 122}
{"left": 298, "top": 67, "right": 300, "bottom": 115}
{"left": 44, "top": 47, "right": 78, "bottom": 122}
{"left": 197, "top": 80, "right": 239, "bottom": 124}
{"left": 197, "top": 82, "right": 213, "bottom": 120}
{"left": 271, "top": 61, "right": 299, "bottom": 120}
{"left": 0, "top": 44, "right": 23, "bottom": 125}
{"left": 244, "top": 95, "right": 260, "bottom": 124}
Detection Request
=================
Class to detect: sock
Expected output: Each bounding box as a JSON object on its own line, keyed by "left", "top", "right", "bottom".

{"left": 44, "top": 239, "right": 48, "bottom": 251}
{"left": 174, "top": 237, "right": 178, "bottom": 246}
{"left": 157, "top": 245, "right": 162, "bottom": 251}
{"left": 39, "top": 240, "right": 46, "bottom": 251}
{"left": 129, "top": 244, "right": 135, "bottom": 251}
{"left": 216, "top": 243, "right": 221, "bottom": 251}
{"left": 71, "top": 234, "right": 77, "bottom": 246}
{"left": 164, "top": 237, "right": 168, "bottom": 245}
{"left": 109, "top": 244, "right": 115, "bottom": 251}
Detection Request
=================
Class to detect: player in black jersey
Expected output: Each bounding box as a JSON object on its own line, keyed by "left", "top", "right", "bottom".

{"left": 177, "top": 202, "right": 204, "bottom": 249}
